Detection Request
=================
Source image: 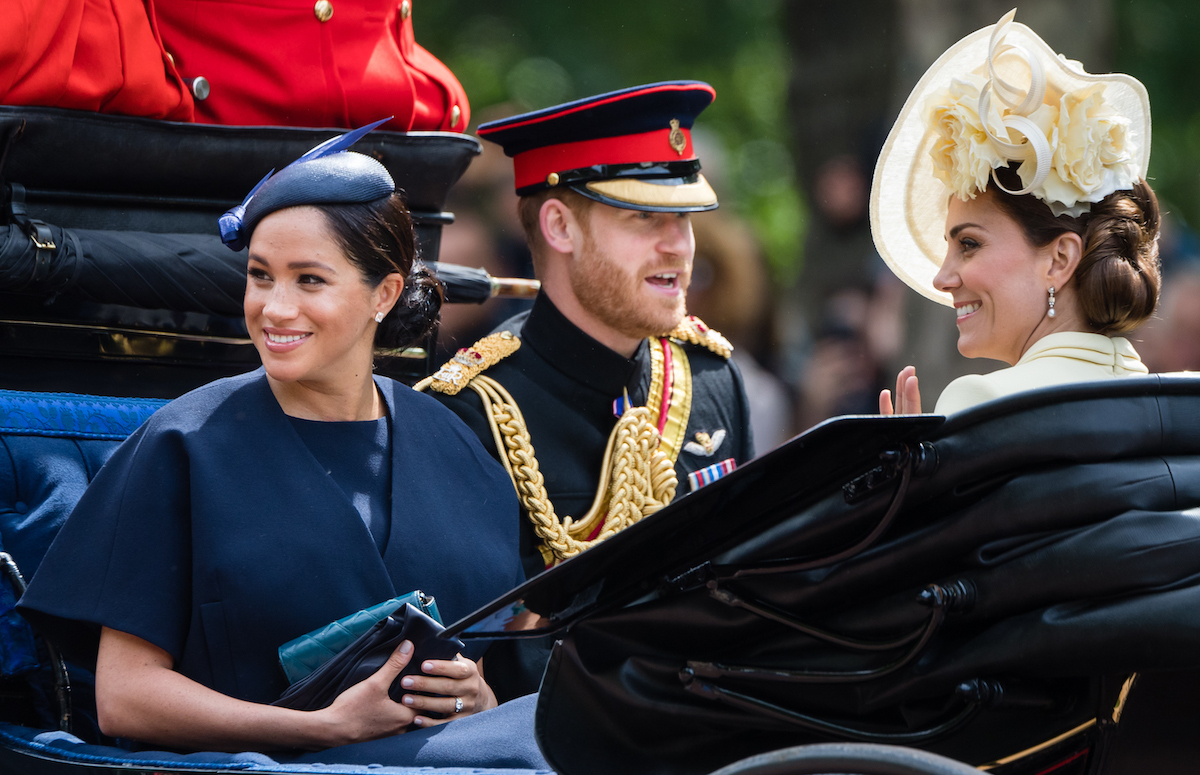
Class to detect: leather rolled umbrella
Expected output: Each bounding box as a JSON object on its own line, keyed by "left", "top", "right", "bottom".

{"left": 428, "top": 261, "right": 540, "bottom": 304}
{"left": 0, "top": 222, "right": 246, "bottom": 317}
{"left": 0, "top": 221, "right": 537, "bottom": 315}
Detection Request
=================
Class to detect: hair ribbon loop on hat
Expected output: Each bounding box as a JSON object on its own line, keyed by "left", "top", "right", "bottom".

{"left": 219, "top": 168, "right": 275, "bottom": 250}
{"left": 986, "top": 11, "right": 1046, "bottom": 115}
{"left": 976, "top": 10, "right": 1052, "bottom": 197}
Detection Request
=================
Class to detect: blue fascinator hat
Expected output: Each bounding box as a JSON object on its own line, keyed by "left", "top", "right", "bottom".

{"left": 220, "top": 118, "right": 395, "bottom": 251}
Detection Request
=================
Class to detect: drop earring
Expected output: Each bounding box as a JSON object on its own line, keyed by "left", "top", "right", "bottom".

{"left": 1047, "top": 286, "right": 1056, "bottom": 318}
{"left": 374, "top": 311, "right": 385, "bottom": 323}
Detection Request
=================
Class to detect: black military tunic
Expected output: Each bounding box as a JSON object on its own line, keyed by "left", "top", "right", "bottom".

{"left": 431, "top": 292, "right": 755, "bottom": 580}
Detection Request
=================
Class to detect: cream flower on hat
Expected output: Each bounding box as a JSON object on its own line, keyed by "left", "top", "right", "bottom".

{"left": 924, "top": 75, "right": 1009, "bottom": 200}
{"left": 870, "top": 9, "right": 1151, "bottom": 306}
{"left": 1043, "top": 85, "right": 1140, "bottom": 211}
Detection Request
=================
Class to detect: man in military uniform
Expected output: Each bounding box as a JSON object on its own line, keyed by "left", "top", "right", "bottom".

{"left": 420, "top": 81, "right": 754, "bottom": 582}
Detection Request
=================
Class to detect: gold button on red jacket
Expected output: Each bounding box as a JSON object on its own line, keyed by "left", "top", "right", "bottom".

{"left": 152, "top": 0, "right": 470, "bottom": 131}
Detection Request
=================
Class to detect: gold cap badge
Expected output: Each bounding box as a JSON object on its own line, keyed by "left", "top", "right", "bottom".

{"left": 668, "top": 119, "right": 686, "bottom": 156}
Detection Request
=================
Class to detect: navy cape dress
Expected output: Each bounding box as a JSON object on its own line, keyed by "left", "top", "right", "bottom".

{"left": 18, "top": 369, "right": 524, "bottom": 707}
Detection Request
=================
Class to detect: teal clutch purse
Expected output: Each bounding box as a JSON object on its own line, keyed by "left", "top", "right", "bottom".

{"left": 278, "top": 591, "right": 442, "bottom": 685}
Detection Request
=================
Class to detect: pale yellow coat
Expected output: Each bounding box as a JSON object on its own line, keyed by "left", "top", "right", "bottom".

{"left": 934, "top": 332, "right": 1149, "bottom": 415}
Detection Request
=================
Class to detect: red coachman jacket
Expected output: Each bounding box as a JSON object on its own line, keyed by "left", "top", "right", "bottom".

{"left": 1, "top": 0, "right": 468, "bottom": 132}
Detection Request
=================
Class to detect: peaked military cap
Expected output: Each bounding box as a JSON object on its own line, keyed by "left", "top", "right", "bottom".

{"left": 477, "top": 81, "right": 719, "bottom": 213}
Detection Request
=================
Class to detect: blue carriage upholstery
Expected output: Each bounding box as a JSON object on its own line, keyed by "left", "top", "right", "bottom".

{"left": 0, "top": 722, "right": 543, "bottom": 775}
{"left": 0, "top": 390, "right": 166, "bottom": 582}
{"left": 0, "top": 390, "right": 165, "bottom": 686}
{"left": 0, "top": 389, "right": 549, "bottom": 774}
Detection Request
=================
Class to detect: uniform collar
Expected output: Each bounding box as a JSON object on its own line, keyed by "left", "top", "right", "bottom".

{"left": 521, "top": 292, "right": 646, "bottom": 396}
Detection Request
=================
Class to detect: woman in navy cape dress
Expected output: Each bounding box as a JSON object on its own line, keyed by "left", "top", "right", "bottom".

{"left": 21, "top": 370, "right": 521, "bottom": 704}
{"left": 18, "top": 125, "right": 545, "bottom": 768}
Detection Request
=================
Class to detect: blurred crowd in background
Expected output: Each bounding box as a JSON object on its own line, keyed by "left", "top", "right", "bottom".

{"left": 423, "top": 0, "right": 1200, "bottom": 451}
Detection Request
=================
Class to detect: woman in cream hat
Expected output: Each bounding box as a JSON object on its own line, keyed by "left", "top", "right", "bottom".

{"left": 872, "top": 10, "right": 1160, "bottom": 415}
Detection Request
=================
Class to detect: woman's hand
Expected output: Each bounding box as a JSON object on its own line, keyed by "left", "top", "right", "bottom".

{"left": 399, "top": 655, "right": 498, "bottom": 727}
{"left": 96, "top": 627, "right": 418, "bottom": 752}
{"left": 316, "top": 639, "right": 420, "bottom": 746}
{"left": 879, "top": 365, "right": 922, "bottom": 415}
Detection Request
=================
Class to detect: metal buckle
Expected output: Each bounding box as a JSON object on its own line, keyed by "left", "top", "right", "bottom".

{"left": 29, "top": 232, "right": 55, "bottom": 250}
{"left": 27, "top": 223, "right": 55, "bottom": 251}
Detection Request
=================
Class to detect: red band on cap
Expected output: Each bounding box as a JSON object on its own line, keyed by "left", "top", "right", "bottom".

{"left": 513, "top": 128, "right": 695, "bottom": 191}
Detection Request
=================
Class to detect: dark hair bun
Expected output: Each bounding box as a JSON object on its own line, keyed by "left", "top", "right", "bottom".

{"left": 1074, "top": 182, "right": 1161, "bottom": 334}
{"left": 317, "top": 194, "right": 444, "bottom": 351}
{"left": 377, "top": 262, "right": 444, "bottom": 350}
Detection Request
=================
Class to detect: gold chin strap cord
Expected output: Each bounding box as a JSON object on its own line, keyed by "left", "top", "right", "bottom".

{"left": 416, "top": 331, "right": 696, "bottom": 567}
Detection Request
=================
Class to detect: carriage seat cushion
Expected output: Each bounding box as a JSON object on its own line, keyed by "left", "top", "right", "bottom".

{"left": 0, "top": 390, "right": 166, "bottom": 582}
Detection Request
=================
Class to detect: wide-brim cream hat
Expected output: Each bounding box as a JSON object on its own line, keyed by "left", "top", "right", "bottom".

{"left": 870, "top": 9, "right": 1151, "bottom": 306}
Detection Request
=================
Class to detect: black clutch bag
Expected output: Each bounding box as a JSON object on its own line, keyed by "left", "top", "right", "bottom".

{"left": 278, "top": 591, "right": 441, "bottom": 685}
{"left": 272, "top": 603, "right": 464, "bottom": 712}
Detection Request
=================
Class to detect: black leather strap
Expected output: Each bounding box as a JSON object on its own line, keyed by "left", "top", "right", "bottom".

{"left": 0, "top": 121, "right": 24, "bottom": 227}
{"left": 6, "top": 183, "right": 55, "bottom": 285}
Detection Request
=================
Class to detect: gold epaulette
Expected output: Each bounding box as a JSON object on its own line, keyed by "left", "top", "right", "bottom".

{"left": 425, "top": 331, "right": 521, "bottom": 395}
{"left": 666, "top": 315, "right": 733, "bottom": 359}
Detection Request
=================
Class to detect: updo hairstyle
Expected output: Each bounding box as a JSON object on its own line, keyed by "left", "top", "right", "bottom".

{"left": 989, "top": 165, "right": 1161, "bottom": 335}
{"left": 319, "top": 193, "right": 444, "bottom": 350}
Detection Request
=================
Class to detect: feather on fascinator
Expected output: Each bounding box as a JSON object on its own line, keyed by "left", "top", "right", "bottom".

{"left": 869, "top": 10, "right": 1151, "bottom": 306}
{"left": 220, "top": 118, "right": 395, "bottom": 251}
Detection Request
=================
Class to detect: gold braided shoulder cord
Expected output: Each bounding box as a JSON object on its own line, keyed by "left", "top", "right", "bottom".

{"left": 416, "top": 335, "right": 693, "bottom": 567}
{"left": 468, "top": 374, "right": 677, "bottom": 566}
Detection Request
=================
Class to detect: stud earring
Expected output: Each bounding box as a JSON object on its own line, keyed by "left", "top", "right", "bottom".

{"left": 374, "top": 311, "right": 385, "bottom": 323}
{"left": 1047, "top": 286, "right": 1056, "bottom": 318}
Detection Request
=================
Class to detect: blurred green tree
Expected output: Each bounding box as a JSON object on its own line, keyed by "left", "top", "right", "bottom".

{"left": 417, "top": 0, "right": 806, "bottom": 279}
{"left": 1117, "top": 0, "right": 1200, "bottom": 242}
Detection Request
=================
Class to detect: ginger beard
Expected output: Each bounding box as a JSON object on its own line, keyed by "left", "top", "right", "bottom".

{"left": 568, "top": 219, "right": 691, "bottom": 341}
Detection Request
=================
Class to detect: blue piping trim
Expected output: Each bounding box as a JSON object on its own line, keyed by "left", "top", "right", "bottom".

{"left": 0, "top": 390, "right": 168, "bottom": 440}
{"left": 0, "top": 725, "right": 260, "bottom": 770}
{"left": 0, "top": 724, "right": 551, "bottom": 773}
